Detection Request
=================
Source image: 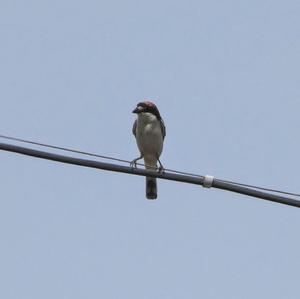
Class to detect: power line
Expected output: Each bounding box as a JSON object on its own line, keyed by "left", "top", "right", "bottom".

{"left": 1, "top": 134, "right": 299, "bottom": 198}
{"left": 1, "top": 141, "right": 300, "bottom": 208}
{"left": 217, "top": 179, "right": 300, "bottom": 198}
{"left": 0, "top": 134, "right": 204, "bottom": 178}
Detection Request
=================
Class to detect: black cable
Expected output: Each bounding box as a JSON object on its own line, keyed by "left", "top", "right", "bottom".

{"left": 1, "top": 142, "right": 300, "bottom": 208}
{"left": 217, "top": 179, "right": 300, "bottom": 198}
{"left": 0, "top": 134, "right": 299, "bottom": 198}
{"left": 0, "top": 134, "right": 203, "bottom": 178}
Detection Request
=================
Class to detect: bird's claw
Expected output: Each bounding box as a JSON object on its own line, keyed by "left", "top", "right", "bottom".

{"left": 130, "top": 156, "right": 143, "bottom": 169}
{"left": 157, "top": 158, "right": 165, "bottom": 174}
{"left": 158, "top": 166, "right": 165, "bottom": 174}
{"left": 130, "top": 160, "right": 138, "bottom": 168}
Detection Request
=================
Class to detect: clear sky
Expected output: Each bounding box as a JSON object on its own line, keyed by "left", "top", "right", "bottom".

{"left": 1, "top": 1, "right": 300, "bottom": 298}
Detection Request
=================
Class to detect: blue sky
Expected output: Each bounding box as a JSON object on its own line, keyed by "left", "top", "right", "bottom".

{"left": 0, "top": 1, "right": 300, "bottom": 298}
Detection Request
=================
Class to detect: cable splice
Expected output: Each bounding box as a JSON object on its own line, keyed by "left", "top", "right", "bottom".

{"left": 203, "top": 175, "right": 214, "bottom": 188}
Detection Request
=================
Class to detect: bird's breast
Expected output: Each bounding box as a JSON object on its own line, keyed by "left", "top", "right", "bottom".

{"left": 136, "top": 118, "right": 163, "bottom": 158}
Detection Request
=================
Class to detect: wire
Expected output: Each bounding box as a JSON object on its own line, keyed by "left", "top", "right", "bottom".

{"left": 1, "top": 133, "right": 299, "bottom": 198}
{"left": 1, "top": 141, "right": 300, "bottom": 208}
{"left": 0, "top": 134, "right": 130, "bottom": 163}
{"left": 0, "top": 134, "right": 203, "bottom": 178}
{"left": 217, "top": 179, "right": 300, "bottom": 198}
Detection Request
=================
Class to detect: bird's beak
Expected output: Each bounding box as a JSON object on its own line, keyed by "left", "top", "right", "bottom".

{"left": 132, "top": 106, "right": 142, "bottom": 113}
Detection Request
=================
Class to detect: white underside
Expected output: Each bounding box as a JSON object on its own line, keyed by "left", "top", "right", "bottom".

{"left": 135, "top": 112, "right": 164, "bottom": 168}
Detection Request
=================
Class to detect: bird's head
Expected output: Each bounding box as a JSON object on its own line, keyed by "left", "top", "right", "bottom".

{"left": 132, "top": 101, "right": 161, "bottom": 119}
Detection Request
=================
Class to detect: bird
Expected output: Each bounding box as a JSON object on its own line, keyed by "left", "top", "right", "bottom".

{"left": 131, "top": 101, "right": 166, "bottom": 199}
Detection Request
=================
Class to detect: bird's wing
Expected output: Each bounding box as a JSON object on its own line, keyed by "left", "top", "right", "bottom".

{"left": 132, "top": 119, "right": 137, "bottom": 137}
{"left": 160, "top": 119, "right": 166, "bottom": 140}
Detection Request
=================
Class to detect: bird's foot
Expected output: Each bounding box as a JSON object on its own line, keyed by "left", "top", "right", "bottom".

{"left": 130, "top": 156, "right": 143, "bottom": 169}
{"left": 130, "top": 160, "right": 138, "bottom": 168}
{"left": 157, "top": 158, "right": 165, "bottom": 174}
{"left": 158, "top": 165, "right": 165, "bottom": 174}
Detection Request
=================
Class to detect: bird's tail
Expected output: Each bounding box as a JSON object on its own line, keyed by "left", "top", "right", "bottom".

{"left": 146, "top": 177, "right": 157, "bottom": 200}
{"left": 144, "top": 157, "right": 158, "bottom": 200}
